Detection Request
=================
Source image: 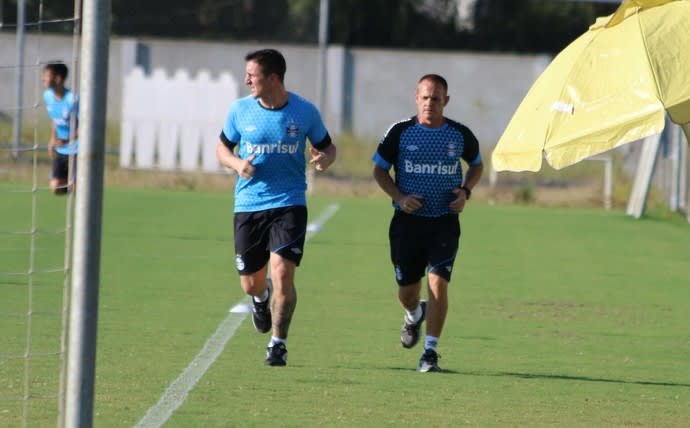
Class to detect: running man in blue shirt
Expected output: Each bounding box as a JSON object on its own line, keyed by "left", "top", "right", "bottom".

{"left": 373, "top": 74, "right": 483, "bottom": 372}
{"left": 216, "top": 49, "right": 337, "bottom": 366}
{"left": 42, "top": 62, "right": 79, "bottom": 195}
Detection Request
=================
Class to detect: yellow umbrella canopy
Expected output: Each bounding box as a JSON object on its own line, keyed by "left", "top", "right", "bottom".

{"left": 492, "top": 0, "right": 690, "bottom": 172}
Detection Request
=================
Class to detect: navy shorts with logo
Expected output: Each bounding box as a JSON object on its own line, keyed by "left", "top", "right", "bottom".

{"left": 51, "top": 153, "right": 75, "bottom": 180}
{"left": 233, "top": 205, "right": 308, "bottom": 275}
{"left": 389, "top": 210, "right": 461, "bottom": 286}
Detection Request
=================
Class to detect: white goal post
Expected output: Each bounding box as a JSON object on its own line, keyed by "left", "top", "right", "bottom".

{"left": 63, "top": 1, "right": 111, "bottom": 427}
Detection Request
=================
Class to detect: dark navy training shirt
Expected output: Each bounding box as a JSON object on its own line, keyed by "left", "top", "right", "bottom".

{"left": 373, "top": 116, "right": 482, "bottom": 217}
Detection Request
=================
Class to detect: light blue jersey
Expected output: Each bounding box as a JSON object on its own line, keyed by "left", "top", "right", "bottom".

{"left": 221, "top": 92, "right": 330, "bottom": 213}
{"left": 44, "top": 88, "right": 79, "bottom": 155}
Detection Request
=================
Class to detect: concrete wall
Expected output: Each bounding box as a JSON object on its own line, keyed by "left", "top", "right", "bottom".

{"left": 0, "top": 33, "right": 127, "bottom": 132}
{"left": 0, "top": 33, "right": 549, "bottom": 149}
{"left": 341, "top": 47, "right": 548, "bottom": 146}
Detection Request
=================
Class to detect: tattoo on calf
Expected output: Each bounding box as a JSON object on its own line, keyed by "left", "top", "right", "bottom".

{"left": 271, "top": 289, "right": 297, "bottom": 339}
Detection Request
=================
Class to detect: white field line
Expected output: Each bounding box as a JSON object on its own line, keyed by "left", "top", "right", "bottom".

{"left": 134, "top": 203, "right": 340, "bottom": 428}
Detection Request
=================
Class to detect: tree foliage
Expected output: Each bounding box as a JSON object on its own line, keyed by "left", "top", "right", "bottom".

{"left": 1, "top": 0, "right": 76, "bottom": 33}
{"left": 1, "top": 0, "right": 619, "bottom": 53}
{"left": 471, "top": 0, "right": 616, "bottom": 52}
{"left": 328, "top": 0, "right": 465, "bottom": 48}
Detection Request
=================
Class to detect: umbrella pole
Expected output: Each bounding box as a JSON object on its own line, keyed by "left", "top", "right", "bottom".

{"left": 626, "top": 134, "right": 662, "bottom": 219}
{"left": 682, "top": 123, "right": 690, "bottom": 223}
{"left": 682, "top": 123, "right": 690, "bottom": 147}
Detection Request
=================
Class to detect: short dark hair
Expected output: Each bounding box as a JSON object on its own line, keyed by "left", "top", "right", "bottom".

{"left": 245, "top": 49, "right": 286, "bottom": 83}
{"left": 44, "top": 62, "right": 69, "bottom": 80}
{"left": 418, "top": 74, "right": 448, "bottom": 93}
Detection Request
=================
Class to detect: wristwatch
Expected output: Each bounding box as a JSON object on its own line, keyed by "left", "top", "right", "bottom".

{"left": 460, "top": 186, "right": 472, "bottom": 200}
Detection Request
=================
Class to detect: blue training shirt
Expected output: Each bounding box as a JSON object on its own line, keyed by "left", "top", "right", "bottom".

{"left": 43, "top": 88, "right": 79, "bottom": 155}
{"left": 373, "top": 116, "right": 482, "bottom": 217}
{"left": 221, "top": 92, "right": 331, "bottom": 213}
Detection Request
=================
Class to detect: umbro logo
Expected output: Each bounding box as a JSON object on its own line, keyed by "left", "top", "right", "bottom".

{"left": 406, "top": 145, "right": 419, "bottom": 151}
{"left": 245, "top": 125, "right": 257, "bottom": 132}
{"left": 291, "top": 247, "right": 302, "bottom": 255}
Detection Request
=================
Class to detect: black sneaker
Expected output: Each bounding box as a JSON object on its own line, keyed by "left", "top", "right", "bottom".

{"left": 417, "top": 348, "right": 441, "bottom": 372}
{"left": 265, "top": 342, "right": 288, "bottom": 366}
{"left": 251, "top": 280, "right": 272, "bottom": 334}
{"left": 400, "top": 300, "right": 427, "bottom": 348}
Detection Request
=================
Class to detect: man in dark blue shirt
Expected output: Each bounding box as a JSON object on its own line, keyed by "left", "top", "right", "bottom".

{"left": 373, "top": 74, "right": 483, "bottom": 372}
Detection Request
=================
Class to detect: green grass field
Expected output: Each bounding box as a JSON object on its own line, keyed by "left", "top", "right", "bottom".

{"left": 1, "top": 184, "right": 689, "bottom": 427}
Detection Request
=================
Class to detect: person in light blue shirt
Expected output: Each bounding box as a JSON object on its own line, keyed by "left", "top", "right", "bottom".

{"left": 373, "top": 74, "right": 483, "bottom": 372}
{"left": 42, "top": 62, "right": 79, "bottom": 194}
{"left": 216, "top": 49, "right": 337, "bottom": 366}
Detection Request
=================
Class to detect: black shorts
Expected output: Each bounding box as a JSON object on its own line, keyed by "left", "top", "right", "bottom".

{"left": 233, "top": 205, "right": 308, "bottom": 275}
{"left": 52, "top": 153, "right": 75, "bottom": 180}
{"left": 389, "top": 211, "right": 461, "bottom": 286}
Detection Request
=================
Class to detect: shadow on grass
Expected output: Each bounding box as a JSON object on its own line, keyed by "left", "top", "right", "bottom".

{"left": 489, "top": 371, "right": 690, "bottom": 388}
{"left": 383, "top": 367, "right": 690, "bottom": 386}
{"left": 385, "top": 366, "right": 462, "bottom": 375}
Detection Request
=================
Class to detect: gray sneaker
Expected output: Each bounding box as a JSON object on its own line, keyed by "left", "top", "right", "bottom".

{"left": 417, "top": 348, "right": 441, "bottom": 372}
{"left": 251, "top": 279, "right": 272, "bottom": 334}
{"left": 400, "top": 300, "right": 427, "bottom": 348}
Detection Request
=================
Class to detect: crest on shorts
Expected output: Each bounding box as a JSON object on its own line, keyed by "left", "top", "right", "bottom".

{"left": 235, "top": 254, "right": 245, "bottom": 271}
{"left": 286, "top": 121, "right": 300, "bottom": 138}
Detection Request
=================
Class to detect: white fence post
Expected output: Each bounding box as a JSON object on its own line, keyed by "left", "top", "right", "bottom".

{"left": 587, "top": 154, "right": 613, "bottom": 210}
{"left": 120, "top": 67, "right": 238, "bottom": 172}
